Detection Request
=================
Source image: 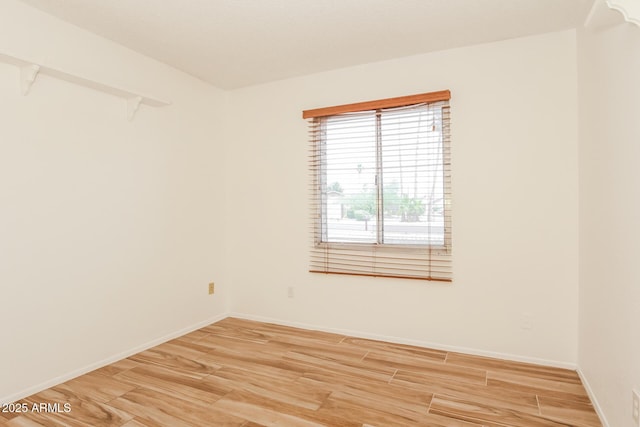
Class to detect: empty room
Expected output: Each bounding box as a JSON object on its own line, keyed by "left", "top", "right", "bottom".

{"left": 1, "top": 0, "right": 638, "bottom": 426}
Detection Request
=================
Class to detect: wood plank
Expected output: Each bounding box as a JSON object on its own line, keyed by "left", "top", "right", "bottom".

{"left": 54, "top": 371, "right": 137, "bottom": 403}
{"left": 390, "top": 375, "right": 541, "bottom": 416}
{"left": 127, "top": 347, "right": 219, "bottom": 378}
{"left": 113, "top": 364, "right": 232, "bottom": 404}
{"left": 341, "top": 336, "right": 448, "bottom": 362}
{"left": 197, "top": 343, "right": 305, "bottom": 379}
{"left": 430, "top": 394, "right": 570, "bottom": 427}
{"left": 251, "top": 321, "right": 346, "bottom": 345}
{"left": 198, "top": 324, "right": 270, "bottom": 344}
{"left": 487, "top": 370, "right": 592, "bottom": 404}
{"left": 212, "top": 388, "right": 359, "bottom": 427}
{"left": 446, "top": 352, "right": 582, "bottom": 384}
{"left": 296, "top": 374, "right": 433, "bottom": 411}
{"left": 211, "top": 366, "right": 330, "bottom": 411}
{"left": 171, "top": 329, "right": 211, "bottom": 344}
{"left": 109, "top": 387, "right": 247, "bottom": 427}
{"left": 92, "top": 358, "right": 142, "bottom": 377}
{"left": 390, "top": 362, "right": 488, "bottom": 387}
{"left": 119, "top": 418, "right": 164, "bottom": 427}
{"left": 283, "top": 349, "right": 396, "bottom": 383}
{"left": 5, "top": 417, "right": 49, "bottom": 427}
{"left": 537, "top": 395, "right": 602, "bottom": 427}
{"left": 21, "top": 387, "right": 133, "bottom": 427}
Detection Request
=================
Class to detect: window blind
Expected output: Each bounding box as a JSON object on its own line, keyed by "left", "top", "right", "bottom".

{"left": 304, "top": 91, "right": 452, "bottom": 281}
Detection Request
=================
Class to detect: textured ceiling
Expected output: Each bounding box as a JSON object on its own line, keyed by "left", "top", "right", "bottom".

{"left": 17, "top": 0, "right": 591, "bottom": 89}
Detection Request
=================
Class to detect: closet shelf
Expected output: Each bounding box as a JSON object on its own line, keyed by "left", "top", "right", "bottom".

{"left": 0, "top": 52, "right": 170, "bottom": 120}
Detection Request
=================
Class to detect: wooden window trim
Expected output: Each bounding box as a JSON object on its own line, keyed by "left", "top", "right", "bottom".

{"left": 302, "top": 90, "right": 450, "bottom": 119}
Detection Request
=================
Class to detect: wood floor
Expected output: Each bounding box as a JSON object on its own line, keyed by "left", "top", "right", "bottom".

{"left": 1, "top": 317, "right": 601, "bottom": 427}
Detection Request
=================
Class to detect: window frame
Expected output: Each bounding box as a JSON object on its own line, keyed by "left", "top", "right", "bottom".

{"left": 304, "top": 90, "right": 452, "bottom": 281}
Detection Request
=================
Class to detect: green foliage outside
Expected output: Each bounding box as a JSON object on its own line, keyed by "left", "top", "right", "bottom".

{"left": 327, "top": 182, "right": 343, "bottom": 193}
{"left": 345, "top": 186, "right": 375, "bottom": 221}
{"left": 398, "top": 194, "right": 426, "bottom": 222}
{"left": 341, "top": 181, "right": 426, "bottom": 222}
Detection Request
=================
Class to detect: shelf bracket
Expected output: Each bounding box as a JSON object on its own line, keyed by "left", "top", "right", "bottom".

{"left": 127, "top": 96, "right": 142, "bottom": 121}
{"left": 21, "top": 64, "right": 40, "bottom": 96}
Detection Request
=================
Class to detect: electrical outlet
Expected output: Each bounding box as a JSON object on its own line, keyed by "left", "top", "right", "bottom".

{"left": 633, "top": 389, "right": 640, "bottom": 426}
{"left": 208, "top": 282, "right": 215, "bottom": 295}
{"left": 287, "top": 286, "right": 294, "bottom": 298}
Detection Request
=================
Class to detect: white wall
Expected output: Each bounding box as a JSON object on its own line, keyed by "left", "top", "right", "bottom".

{"left": 0, "top": 0, "right": 229, "bottom": 402}
{"left": 227, "top": 30, "right": 580, "bottom": 366}
{"left": 577, "top": 18, "right": 640, "bottom": 427}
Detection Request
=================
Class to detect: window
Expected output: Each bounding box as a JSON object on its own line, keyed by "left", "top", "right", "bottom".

{"left": 304, "top": 91, "right": 452, "bottom": 281}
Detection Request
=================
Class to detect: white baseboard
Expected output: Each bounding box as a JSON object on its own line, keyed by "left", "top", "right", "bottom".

{"left": 577, "top": 368, "right": 610, "bottom": 427}
{"left": 229, "top": 312, "right": 577, "bottom": 370}
{"left": 0, "top": 312, "right": 229, "bottom": 405}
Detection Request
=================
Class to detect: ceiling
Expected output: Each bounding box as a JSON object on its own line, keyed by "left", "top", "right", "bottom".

{"left": 18, "top": 0, "right": 591, "bottom": 90}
